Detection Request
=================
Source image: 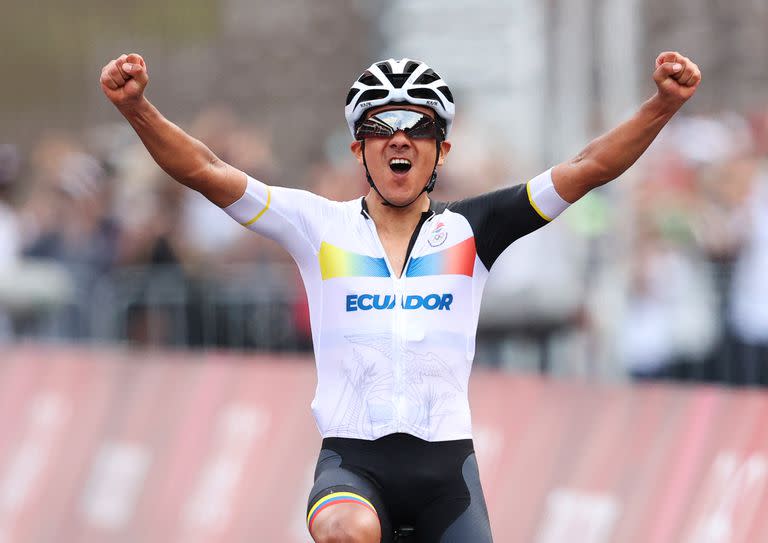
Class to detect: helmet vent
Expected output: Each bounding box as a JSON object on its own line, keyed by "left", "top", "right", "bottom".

{"left": 358, "top": 89, "right": 389, "bottom": 103}
{"left": 404, "top": 61, "right": 421, "bottom": 74}
{"left": 414, "top": 69, "right": 440, "bottom": 85}
{"left": 438, "top": 85, "right": 454, "bottom": 103}
{"left": 345, "top": 88, "right": 360, "bottom": 106}
{"left": 376, "top": 62, "right": 393, "bottom": 74}
{"left": 407, "top": 88, "right": 444, "bottom": 108}
{"left": 358, "top": 71, "right": 382, "bottom": 87}
{"left": 387, "top": 73, "right": 410, "bottom": 89}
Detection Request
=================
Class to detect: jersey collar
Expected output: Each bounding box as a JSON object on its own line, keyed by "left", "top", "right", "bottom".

{"left": 360, "top": 196, "right": 442, "bottom": 219}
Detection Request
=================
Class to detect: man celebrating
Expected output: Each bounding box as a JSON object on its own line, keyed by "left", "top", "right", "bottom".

{"left": 101, "top": 51, "right": 700, "bottom": 542}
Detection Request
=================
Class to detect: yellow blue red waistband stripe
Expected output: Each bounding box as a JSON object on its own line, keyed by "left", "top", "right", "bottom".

{"left": 307, "top": 491, "right": 377, "bottom": 531}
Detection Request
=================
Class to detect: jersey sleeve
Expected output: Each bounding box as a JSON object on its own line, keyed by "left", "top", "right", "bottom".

{"left": 447, "top": 168, "right": 570, "bottom": 270}
{"left": 222, "top": 175, "right": 330, "bottom": 263}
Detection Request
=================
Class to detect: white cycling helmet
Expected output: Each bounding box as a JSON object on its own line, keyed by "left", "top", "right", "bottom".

{"left": 345, "top": 58, "right": 455, "bottom": 139}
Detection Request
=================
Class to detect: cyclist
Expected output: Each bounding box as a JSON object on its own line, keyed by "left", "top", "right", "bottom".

{"left": 101, "top": 51, "right": 701, "bottom": 542}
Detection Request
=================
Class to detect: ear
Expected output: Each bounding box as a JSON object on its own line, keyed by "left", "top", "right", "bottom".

{"left": 437, "top": 140, "right": 452, "bottom": 166}
{"left": 350, "top": 140, "right": 364, "bottom": 164}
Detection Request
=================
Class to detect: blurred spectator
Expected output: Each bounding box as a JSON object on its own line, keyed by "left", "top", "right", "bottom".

{"left": 307, "top": 160, "right": 367, "bottom": 202}
{"left": 0, "top": 141, "right": 77, "bottom": 340}
{"left": 728, "top": 159, "right": 768, "bottom": 385}
{"left": 0, "top": 145, "right": 21, "bottom": 267}
{"left": 24, "top": 150, "right": 119, "bottom": 276}
{"left": 178, "top": 106, "right": 281, "bottom": 266}
{"left": 618, "top": 224, "right": 717, "bottom": 380}
{"left": 0, "top": 144, "right": 22, "bottom": 339}
{"left": 19, "top": 142, "right": 118, "bottom": 338}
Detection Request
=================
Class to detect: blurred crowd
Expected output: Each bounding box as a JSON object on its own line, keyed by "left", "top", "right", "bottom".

{"left": 1, "top": 103, "right": 767, "bottom": 386}
{"left": 618, "top": 109, "right": 768, "bottom": 385}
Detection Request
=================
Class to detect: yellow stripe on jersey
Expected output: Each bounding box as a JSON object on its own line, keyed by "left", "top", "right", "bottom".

{"left": 241, "top": 185, "right": 271, "bottom": 226}
{"left": 526, "top": 180, "right": 553, "bottom": 222}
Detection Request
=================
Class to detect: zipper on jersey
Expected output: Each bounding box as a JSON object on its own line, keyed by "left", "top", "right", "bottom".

{"left": 360, "top": 199, "right": 435, "bottom": 277}
{"left": 361, "top": 215, "right": 403, "bottom": 428}
{"left": 361, "top": 208, "right": 435, "bottom": 432}
{"left": 399, "top": 210, "right": 434, "bottom": 276}
{"left": 392, "top": 277, "right": 405, "bottom": 430}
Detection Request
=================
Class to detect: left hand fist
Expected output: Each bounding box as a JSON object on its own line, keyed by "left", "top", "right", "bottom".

{"left": 653, "top": 51, "right": 701, "bottom": 105}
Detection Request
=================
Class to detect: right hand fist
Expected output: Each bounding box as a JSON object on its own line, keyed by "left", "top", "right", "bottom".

{"left": 100, "top": 53, "right": 149, "bottom": 107}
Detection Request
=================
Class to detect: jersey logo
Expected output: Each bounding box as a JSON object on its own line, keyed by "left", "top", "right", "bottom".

{"left": 346, "top": 293, "right": 453, "bottom": 312}
{"left": 428, "top": 221, "right": 447, "bottom": 247}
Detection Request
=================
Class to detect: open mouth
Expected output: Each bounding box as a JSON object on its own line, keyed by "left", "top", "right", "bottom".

{"left": 389, "top": 158, "right": 412, "bottom": 174}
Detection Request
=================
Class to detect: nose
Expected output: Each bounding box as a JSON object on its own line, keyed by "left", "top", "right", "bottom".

{"left": 388, "top": 130, "right": 411, "bottom": 150}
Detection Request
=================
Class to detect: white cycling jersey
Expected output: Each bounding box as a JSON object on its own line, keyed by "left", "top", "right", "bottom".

{"left": 224, "top": 169, "right": 569, "bottom": 441}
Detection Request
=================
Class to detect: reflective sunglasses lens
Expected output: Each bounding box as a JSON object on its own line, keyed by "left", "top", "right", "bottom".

{"left": 355, "top": 110, "right": 440, "bottom": 140}
{"left": 355, "top": 117, "right": 394, "bottom": 139}
{"left": 405, "top": 116, "right": 441, "bottom": 139}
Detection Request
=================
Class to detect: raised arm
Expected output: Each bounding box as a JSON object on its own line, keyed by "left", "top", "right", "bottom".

{"left": 552, "top": 51, "right": 702, "bottom": 203}
{"left": 99, "top": 53, "right": 246, "bottom": 207}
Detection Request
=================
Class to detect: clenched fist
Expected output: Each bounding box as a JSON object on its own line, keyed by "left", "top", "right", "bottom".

{"left": 100, "top": 53, "right": 149, "bottom": 107}
{"left": 653, "top": 51, "right": 701, "bottom": 107}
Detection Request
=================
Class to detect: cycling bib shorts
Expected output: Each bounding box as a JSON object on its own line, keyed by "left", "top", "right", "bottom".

{"left": 307, "top": 433, "right": 492, "bottom": 542}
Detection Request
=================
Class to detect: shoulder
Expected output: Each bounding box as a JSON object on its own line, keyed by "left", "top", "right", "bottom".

{"left": 445, "top": 169, "right": 569, "bottom": 224}
{"left": 432, "top": 169, "right": 569, "bottom": 269}
{"left": 445, "top": 184, "right": 528, "bottom": 215}
{"left": 224, "top": 175, "right": 358, "bottom": 233}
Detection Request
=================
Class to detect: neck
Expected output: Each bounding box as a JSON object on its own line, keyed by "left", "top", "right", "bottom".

{"left": 364, "top": 190, "right": 430, "bottom": 234}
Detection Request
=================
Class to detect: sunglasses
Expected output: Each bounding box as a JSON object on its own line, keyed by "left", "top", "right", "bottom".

{"left": 355, "top": 109, "right": 444, "bottom": 141}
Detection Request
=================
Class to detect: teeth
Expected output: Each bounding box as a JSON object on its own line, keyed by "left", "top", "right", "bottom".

{"left": 389, "top": 158, "right": 411, "bottom": 166}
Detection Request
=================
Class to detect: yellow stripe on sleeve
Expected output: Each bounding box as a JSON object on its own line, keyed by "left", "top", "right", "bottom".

{"left": 526, "top": 180, "right": 553, "bottom": 222}
{"left": 241, "top": 185, "right": 271, "bottom": 226}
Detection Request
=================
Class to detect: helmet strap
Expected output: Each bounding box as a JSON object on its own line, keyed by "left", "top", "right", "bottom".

{"left": 361, "top": 139, "right": 441, "bottom": 209}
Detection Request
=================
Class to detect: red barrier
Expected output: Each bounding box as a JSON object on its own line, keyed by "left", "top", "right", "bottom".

{"left": 0, "top": 346, "right": 766, "bottom": 542}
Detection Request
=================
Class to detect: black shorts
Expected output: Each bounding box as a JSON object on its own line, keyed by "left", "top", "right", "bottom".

{"left": 307, "top": 433, "right": 493, "bottom": 542}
